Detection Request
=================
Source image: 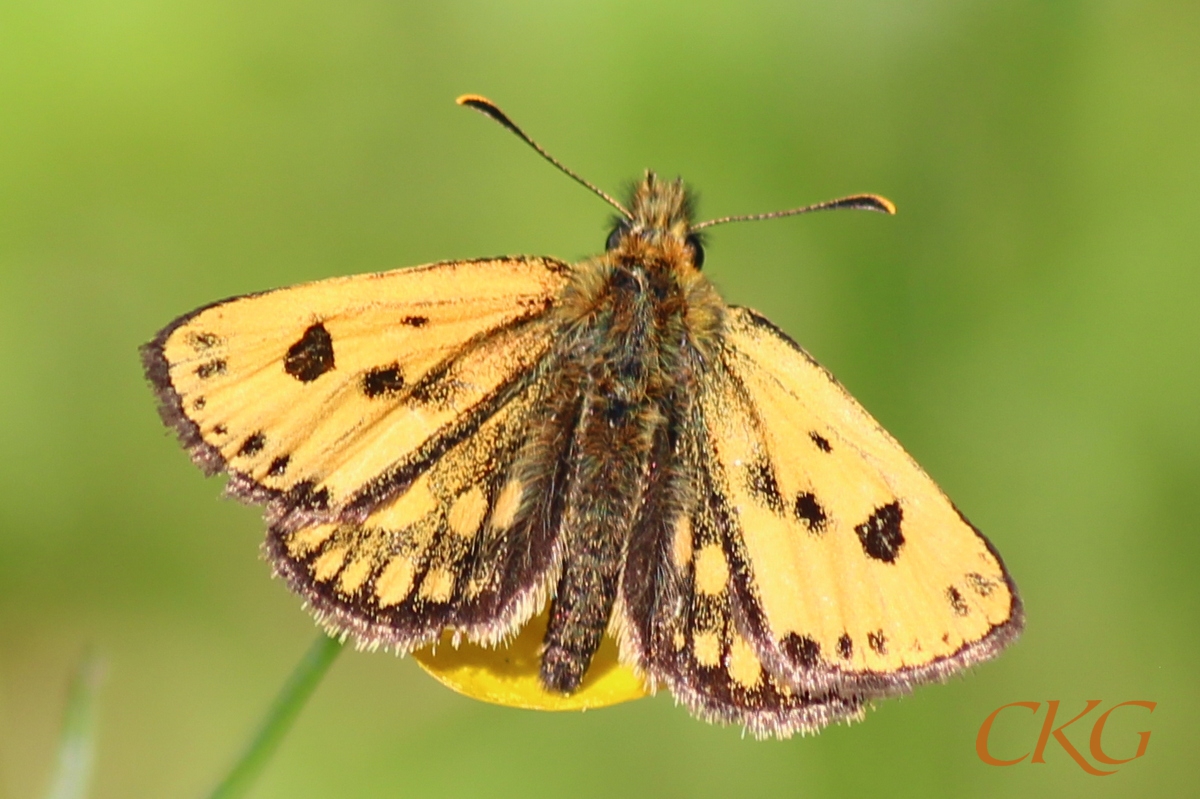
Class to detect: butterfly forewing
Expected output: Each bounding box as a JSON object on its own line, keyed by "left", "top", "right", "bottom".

{"left": 697, "top": 307, "right": 1021, "bottom": 696}
{"left": 143, "top": 256, "right": 569, "bottom": 520}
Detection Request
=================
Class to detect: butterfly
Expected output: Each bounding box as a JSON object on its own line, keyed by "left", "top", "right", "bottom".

{"left": 142, "top": 95, "right": 1022, "bottom": 738}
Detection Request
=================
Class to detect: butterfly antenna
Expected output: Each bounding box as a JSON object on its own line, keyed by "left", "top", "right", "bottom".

{"left": 457, "top": 94, "right": 632, "bottom": 219}
{"left": 692, "top": 194, "right": 896, "bottom": 230}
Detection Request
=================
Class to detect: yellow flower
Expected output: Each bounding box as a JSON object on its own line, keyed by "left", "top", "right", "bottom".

{"left": 412, "top": 610, "right": 649, "bottom": 710}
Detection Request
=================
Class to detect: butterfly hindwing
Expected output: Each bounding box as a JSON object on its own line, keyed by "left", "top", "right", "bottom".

{"left": 618, "top": 409, "right": 866, "bottom": 738}
{"left": 142, "top": 256, "right": 569, "bottom": 526}
{"left": 265, "top": 360, "right": 586, "bottom": 652}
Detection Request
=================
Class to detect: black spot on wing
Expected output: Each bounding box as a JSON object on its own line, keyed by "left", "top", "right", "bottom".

{"left": 855, "top": 501, "right": 905, "bottom": 562}
{"left": 213, "top": 424, "right": 228, "bottom": 436}
{"left": 782, "top": 634, "right": 822, "bottom": 669}
{"left": 362, "top": 363, "right": 405, "bottom": 398}
{"left": 837, "top": 633, "right": 853, "bottom": 660}
{"left": 237, "top": 431, "right": 266, "bottom": 457}
{"left": 196, "top": 359, "right": 226, "bottom": 379}
{"left": 188, "top": 331, "right": 220, "bottom": 351}
{"left": 868, "top": 630, "right": 887, "bottom": 655}
{"left": 793, "top": 492, "right": 827, "bottom": 533}
{"left": 967, "top": 572, "right": 996, "bottom": 597}
{"left": 947, "top": 586, "right": 969, "bottom": 616}
{"left": 408, "top": 376, "right": 450, "bottom": 407}
{"left": 809, "top": 431, "right": 832, "bottom": 452}
{"left": 191, "top": 397, "right": 206, "bottom": 411}
{"left": 287, "top": 479, "right": 330, "bottom": 513}
{"left": 268, "top": 454, "right": 290, "bottom": 477}
{"left": 284, "top": 323, "right": 335, "bottom": 382}
{"left": 745, "top": 456, "right": 785, "bottom": 514}
{"left": 401, "top": 315, "right": 429, "bottom": 327}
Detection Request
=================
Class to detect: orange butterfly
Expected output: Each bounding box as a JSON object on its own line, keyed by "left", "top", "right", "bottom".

{"left": 143, "top": 95, "right": 1022, "bottom": 738}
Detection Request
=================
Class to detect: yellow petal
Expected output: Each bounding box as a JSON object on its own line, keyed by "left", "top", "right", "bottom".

{"left": 412, "top": 610, "right": 649, "bottom": 710}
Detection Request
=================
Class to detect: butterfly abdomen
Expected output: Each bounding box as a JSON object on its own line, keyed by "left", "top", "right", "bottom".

{"left": 539, "top": 263, "right": 672, "bottom": 692}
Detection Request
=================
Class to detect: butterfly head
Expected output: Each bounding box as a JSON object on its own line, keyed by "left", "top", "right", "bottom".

{"left": 605, "top": 171, "right": 705, "bottom": 271}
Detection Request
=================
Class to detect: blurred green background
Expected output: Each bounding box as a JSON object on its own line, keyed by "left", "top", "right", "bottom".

{"left": 2, "top": 1, "right": 1197, "bottom": 797}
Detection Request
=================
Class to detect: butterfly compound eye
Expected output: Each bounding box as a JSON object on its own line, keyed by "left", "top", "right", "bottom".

{"left": 686, "top": 233, "right": 705, "bottom": 269}
{"left": 605, "top": 222, "right": 629, "bottom": 252}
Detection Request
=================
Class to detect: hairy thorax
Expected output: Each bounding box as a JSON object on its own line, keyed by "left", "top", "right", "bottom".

{"left": 555, "top": 172, "right": 726, "bottom": 377}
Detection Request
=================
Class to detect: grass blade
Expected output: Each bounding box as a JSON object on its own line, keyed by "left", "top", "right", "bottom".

{"left": 206, "top": 634, "right": 344, "bottom": 799}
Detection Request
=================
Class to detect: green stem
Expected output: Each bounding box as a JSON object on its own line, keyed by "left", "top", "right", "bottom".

{"left": 43, "top": 652, "right": 105, "bottom": 799}
{"left": 207, "top": 633, "right": 345, "bottom": 799}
